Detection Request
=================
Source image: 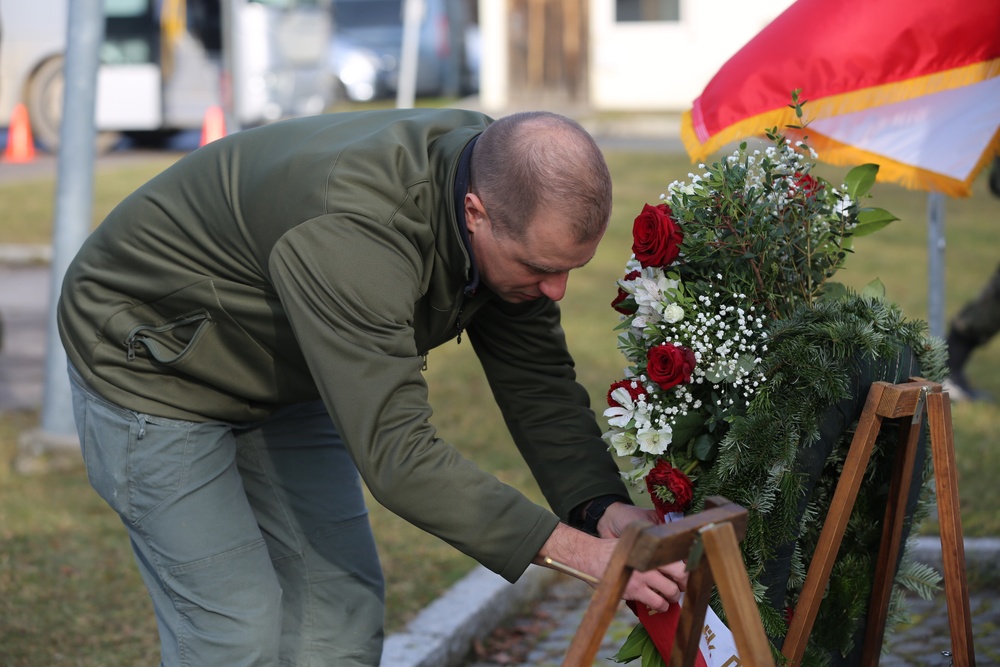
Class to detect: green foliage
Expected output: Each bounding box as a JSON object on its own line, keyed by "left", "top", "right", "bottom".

{"left": 613, "top": 622, "right": 667, "bottom": 666}
{"left": 844, "top": 163, "right": 879, "bottom": 200}
{"left": 667, "top": 137, "right": 889, "bottom": 321}
{"left": 894, "top": 558, "right": 945, "bottom": 602}
{"left": 854, "top": 206, "right": 899, "bottom": 236}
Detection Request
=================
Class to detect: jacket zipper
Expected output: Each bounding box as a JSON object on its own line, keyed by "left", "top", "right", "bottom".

{"left": 124, "top": 312, "right": 209, "bottom": 362}
{"left": 422, "top": 290, "right": 473, "bottom": 371}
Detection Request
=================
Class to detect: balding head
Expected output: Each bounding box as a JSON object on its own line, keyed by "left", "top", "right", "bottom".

{"left": 469, "top": 111, "right": 612, "bottom": 243}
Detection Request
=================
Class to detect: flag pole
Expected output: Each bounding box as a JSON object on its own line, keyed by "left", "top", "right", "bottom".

{"left": 927, "top": 192, "right": 946, "bottom": 339}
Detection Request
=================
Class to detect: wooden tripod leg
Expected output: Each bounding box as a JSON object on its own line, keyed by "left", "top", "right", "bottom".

{"left": 562, "top": 525, "right": 641, "bottom": 667}
{"left": 860, "top": 406, "right": 924, "bottom": 665}
{"left": 702, "top": 522, "right": 775, "bottom": 666}
{"left": 927, "top": 391, "right": 976, "bottom": 667}
{"left": 670, "top": 560, "right": 714, "bottom": 667}
{"left": 782, "top": 382, "right": 887, "bottom": 665}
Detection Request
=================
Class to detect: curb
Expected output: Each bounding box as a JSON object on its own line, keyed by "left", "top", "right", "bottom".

{"left": 911, "top": 535, "right": 1000, "bottom": 582}
{"left": 380, "top": 564, "right": 558, "bottom": 667}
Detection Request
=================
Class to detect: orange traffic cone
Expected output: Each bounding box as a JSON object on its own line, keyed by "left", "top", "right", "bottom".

{"left": 199, "top": 106, "right": 226, "bottom": 147}
{"left": 3, "top": 103, "right": 37, "bottom": 163}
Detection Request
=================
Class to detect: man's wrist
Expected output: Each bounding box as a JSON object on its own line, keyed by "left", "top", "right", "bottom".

{"left": 571, "top": 495, "right": 631, "bottom": 536}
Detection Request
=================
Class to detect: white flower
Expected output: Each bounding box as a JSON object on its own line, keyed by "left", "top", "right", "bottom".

{"left": 631, "top": 314, "right": 651, "bottom": 330}
{"left": 636, "top": 426, "right": 673, "bottom": 456}
{"left": 663, "top": 303, "right": 684, "bottom": 323}
{"left": 630, "top": 272, "right": 683, "bottom": 334}
{"left": 620, "top": 457, "right": 656, "bottom": 488}
{"left": 603, "top": 429, "right": 639, "bottom": 457}
{"left": 834, "top": 193, "right": 854, "bottom": 216}
{"left": 669, "top": 181, "right": 697, "bottom": 197}
{"left": 632, "top": 272, "right": 679, "bottom": 307}
{"left": 603, "top": 387, "right": 639, "bottom": 428}
{"left": 617, "top": 272, "right": 642, "bottom": 293}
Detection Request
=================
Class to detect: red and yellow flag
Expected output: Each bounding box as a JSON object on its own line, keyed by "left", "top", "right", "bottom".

{"left": 681, "top": 0, "right": 1000, "bottom": 197}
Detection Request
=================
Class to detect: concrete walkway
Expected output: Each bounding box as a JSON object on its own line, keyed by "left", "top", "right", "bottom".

{"left": 460, "top": 566, "right": 1000, "bottom": 667}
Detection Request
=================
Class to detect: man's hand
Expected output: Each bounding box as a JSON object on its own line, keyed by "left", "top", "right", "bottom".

{"left": 534, "top": 521, "right": 687, "bottom": 614}
{"left": 596, "top": 501, "right": 660, "bottom": 538}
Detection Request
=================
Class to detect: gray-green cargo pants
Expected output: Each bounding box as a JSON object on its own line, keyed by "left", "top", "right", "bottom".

{"left": 69, "top": 365, "right": 385, "bottom": 666}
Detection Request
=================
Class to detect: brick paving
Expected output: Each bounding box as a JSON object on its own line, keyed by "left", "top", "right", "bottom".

{"left": 463, "top": 576, "right": 1000, "bottom": 667}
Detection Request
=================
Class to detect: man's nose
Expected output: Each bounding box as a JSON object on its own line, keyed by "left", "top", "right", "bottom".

{"left": 539, "top": 273, "right": 569, "bottom": 301}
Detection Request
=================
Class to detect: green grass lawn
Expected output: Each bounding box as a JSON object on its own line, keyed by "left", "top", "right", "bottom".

{"left": 1, "top": 140, "right": 998, "bottom": 666}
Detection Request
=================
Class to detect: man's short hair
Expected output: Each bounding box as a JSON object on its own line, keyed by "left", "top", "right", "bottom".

{"left": 470, "top": 111, "right": 612, "bottom": 243}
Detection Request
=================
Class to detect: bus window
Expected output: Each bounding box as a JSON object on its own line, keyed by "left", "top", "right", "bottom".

{"left": 105, "top": 0, "right": 149, "bottom": 14}
{"left": 103, "top": 0, "right": 156, "bottom": 65}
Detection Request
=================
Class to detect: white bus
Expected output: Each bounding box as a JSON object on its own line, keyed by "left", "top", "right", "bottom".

{"left": 0, "top": 0, "right": 333, "bottom": 152}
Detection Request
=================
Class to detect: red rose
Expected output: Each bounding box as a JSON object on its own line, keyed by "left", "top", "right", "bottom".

{"left": 646, "top": 343, "right": 696, "bottom": 390}
{"left": 610, "top": 291, "right": 632, "bottom": 315}
{"left": 791, "top": 172, "right": 822, "bottom": 197}
{"left": 607, "top": 379, "right": 647, "bottom": 408}
{"left": 631, "top": 203, "right": 683, "bottom": 269}
{"left": 645, "top": 459, "right": 694, "bottom": 519}
{"left": 611, "top": 270, "right": 642, "bottom": 315}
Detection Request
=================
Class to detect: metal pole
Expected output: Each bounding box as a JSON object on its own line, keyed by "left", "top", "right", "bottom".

{"left": 396, "top": 0, "right": 424, "bottom": 109}
{"left": 927, "top": 192, "right": 946, "bottom": 339}
{"left": 442, "top": 0, "right": 465, "bottom": 97}
{"left": 39, "top": 0, "right": 105, "bottom": 437}
{"left": 221, "top": 0, "right": 242, "bottom": 131}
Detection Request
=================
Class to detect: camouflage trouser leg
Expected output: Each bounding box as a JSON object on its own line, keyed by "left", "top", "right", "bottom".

{"left": 951, "top": 262, "right": 1000, "bottom": 346}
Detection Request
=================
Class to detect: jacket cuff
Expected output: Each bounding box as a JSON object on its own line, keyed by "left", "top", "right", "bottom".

{"left": 569, "top": 494, "right": 632, "bottom": 536}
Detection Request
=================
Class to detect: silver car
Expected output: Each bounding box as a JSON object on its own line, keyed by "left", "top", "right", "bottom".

{"left": 329, "top": 0, "right": 477, "bottom": 102}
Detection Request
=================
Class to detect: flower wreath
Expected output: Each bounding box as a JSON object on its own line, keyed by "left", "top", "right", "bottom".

{"left": 604, "top": 115, "right": 945, "bottom": 666}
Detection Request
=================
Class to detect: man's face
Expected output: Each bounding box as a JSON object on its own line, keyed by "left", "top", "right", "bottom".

{"left": 463, "top": 193, "right": 603, "bottom": 303}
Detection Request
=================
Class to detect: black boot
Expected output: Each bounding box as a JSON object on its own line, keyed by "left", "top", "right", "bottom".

{"left": 945, "top": 330, "right": 991, "bottom": 402}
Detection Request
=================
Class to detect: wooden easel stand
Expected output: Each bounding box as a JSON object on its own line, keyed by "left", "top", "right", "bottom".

{"left": 563, "top": 498, "right": 776, "bottom": 667}
{"left": 781, "top": 379, "right": 976, "bottom": 666}
{"left": 565, "top": 378, "right": 976, "bottom": 667}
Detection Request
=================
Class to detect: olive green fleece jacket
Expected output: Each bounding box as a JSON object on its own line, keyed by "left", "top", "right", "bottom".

{"left": 58, "top": 108, "right": 629, "bottom": 582}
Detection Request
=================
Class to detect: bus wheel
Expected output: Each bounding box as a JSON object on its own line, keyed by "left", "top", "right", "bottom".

{"left": 25, "top": 56, "right": 122, "bottom": 155}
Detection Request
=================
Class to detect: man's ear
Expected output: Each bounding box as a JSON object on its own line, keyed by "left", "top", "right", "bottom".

{"left": 464, "top": 192, "right": 489, "bottom": 235}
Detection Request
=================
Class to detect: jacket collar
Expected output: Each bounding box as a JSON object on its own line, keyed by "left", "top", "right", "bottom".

{"left": 453, "top": 134, "right": 480, "bottom": 296}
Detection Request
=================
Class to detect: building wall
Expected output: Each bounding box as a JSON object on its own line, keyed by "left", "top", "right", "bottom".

{"left": 478, "top": 0, "right": 796, "bottom": 113}
{"left": 589, "top": 0, "right": 795, "bottom": 110}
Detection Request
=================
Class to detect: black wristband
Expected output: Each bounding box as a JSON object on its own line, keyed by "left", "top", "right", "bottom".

{"left": 574, "top": 495, "right": 630, "bottom": 536}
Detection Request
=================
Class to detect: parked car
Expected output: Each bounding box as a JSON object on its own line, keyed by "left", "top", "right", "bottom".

{"left": 329, "top": 0, "right": 477, "bottom": 102}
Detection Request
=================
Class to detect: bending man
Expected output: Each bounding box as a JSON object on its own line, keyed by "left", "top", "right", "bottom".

{"left": 58, "top": 109, "right": 685, "bottom": 666}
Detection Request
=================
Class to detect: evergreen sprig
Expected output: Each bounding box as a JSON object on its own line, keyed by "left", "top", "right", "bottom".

{"left": 695, "top": 294, "right": 945, "bottom": 663}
